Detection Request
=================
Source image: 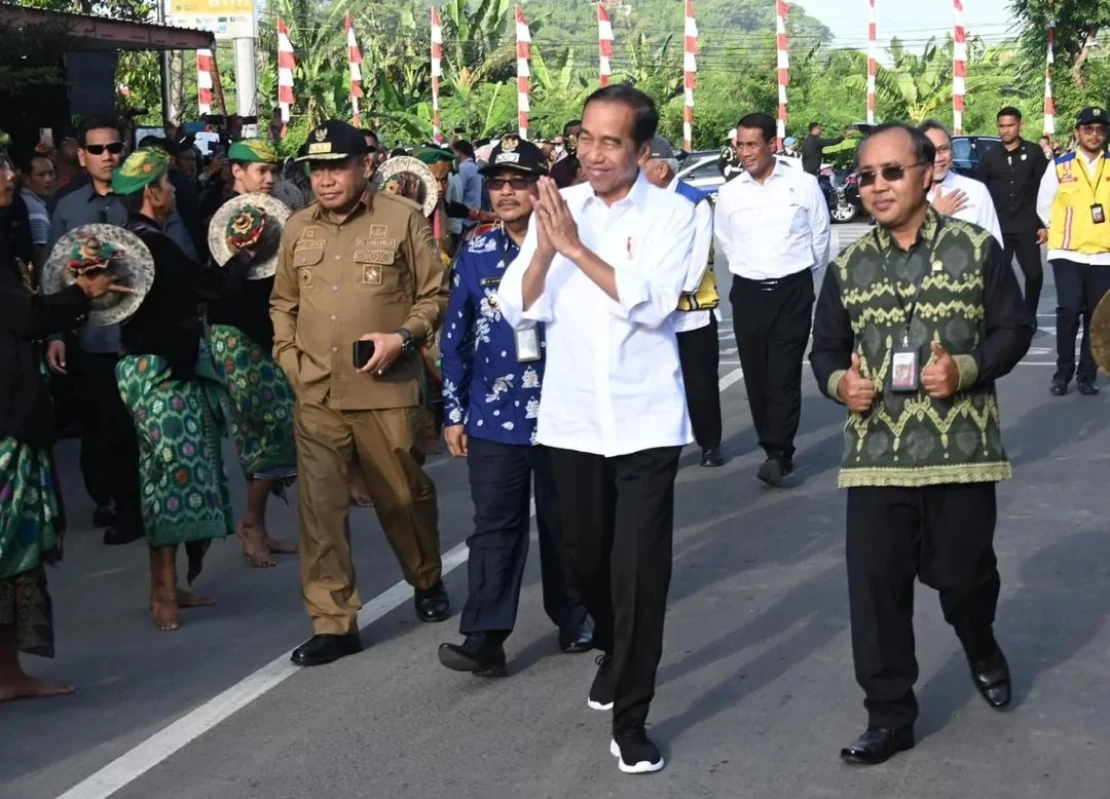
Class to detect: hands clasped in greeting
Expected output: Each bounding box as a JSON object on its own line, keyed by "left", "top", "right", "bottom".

{"left": 534, "top": 177, "right": 582, "bottom": 260}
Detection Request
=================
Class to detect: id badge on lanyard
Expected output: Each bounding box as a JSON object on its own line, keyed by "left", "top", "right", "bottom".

{"left": 514, "top": 326, "right": 541, "bottom": 362}
{"left": 878, "top": 222, "right": 942, "bottom": 393}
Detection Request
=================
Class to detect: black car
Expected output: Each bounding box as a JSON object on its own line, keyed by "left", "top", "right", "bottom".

{"left": 951, "top": 135, "right": 1001, "bottom": 179}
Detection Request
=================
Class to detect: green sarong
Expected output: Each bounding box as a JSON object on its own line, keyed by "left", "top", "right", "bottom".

{"left": 209, "top": 324, "right": 297, "bottom": 481}
{"left": 116, "top": 342, "right": 234, "bottom": 549}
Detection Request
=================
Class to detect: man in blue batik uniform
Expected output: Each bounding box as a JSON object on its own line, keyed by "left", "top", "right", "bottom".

{"left": 438, "top": 136, "right": 591, "bottom": 676}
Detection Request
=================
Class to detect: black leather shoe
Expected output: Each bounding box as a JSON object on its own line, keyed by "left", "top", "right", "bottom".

{"left": 415, "top": 581, "right": 450, "bottom": 622}
{"left": 1050, "top": 378, "right": 1069, "bottom": 396}
{"left": 103, "top": 525, "right": 144, "bottom": 546}
{"left": 290, "top": 633, "right": 362, "bottom": 666}
{"left": 700, "top": 446, "right": 725, "bottom": 468}
{"left": 757, "top": 455, "right": 794, "bottom": 486}
{"left": 438, "top": 633, "right": 507, "bottom": 677}
{"left": 1078, "top": 380, "right": 1100, "bottom": 396}
{"left": 558, "top": 622, "right": 594, "bottom": 654}
{"left": 970, "top": 647, "right": 1012, "bottom": 709}
{"left": 839, "top": 726, "right": 915, "bottom": 765}
{"left": 93, "top": 500, "right": 118, "bottom": 528}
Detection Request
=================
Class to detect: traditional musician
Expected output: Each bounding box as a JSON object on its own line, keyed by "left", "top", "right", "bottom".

{"left": 206, "top": 139, "right": 298, "bottom": 567}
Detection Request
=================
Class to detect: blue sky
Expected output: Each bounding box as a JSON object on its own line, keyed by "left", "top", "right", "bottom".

{"left": 804, "top": 0, "right": 1019, "bottom": 51}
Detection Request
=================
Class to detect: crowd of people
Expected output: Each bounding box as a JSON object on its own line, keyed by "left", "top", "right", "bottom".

{"left": 0, "top": 85, "right": 1106, "bottom": 775}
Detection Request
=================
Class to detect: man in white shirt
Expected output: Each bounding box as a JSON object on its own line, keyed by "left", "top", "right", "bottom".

{"left": 499, "top": 85, "right": 695, "bottom": 776}
{"left": 920, "top": 120, "right": 1003, "bottom": 244}
{"left": 714, "top": 112, "right": 831, "bottom": 486}
{"left": 1036, "top": 106, "right": 1110, "bottom": 396}
{"left": 641, "top": 136, "right": 724, "bottom": 467}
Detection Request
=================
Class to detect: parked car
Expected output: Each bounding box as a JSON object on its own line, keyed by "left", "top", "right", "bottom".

{"left": 951, "top": 135, "right": 1001, "bottom": 179}
{"left": 675, "top": 151, "right": 726, "bottom": 197}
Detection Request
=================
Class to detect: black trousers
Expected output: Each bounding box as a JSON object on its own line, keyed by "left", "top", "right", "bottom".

{"left": 676, "top": 315, "right": 722, "bottom": 449}
{"left": 1050, "top": 259, "right": 1110, "bottom": 383}
{"left": 460, "top": 438, "right": 586, "bottom": 637}
{"left": 73, "top": 351, "right": 141, "bottom": 527}
{"left": 846, "top": 483, "right": 1001, "bottom": 730}
{"left": 548, "top": 445, "right": 681, "bottom": 735}
{"left": 730, "top": 271, "right": 814, "bottom": 459}
{"left": 1002, "top": 231, "right": 1044, "bottom": 321}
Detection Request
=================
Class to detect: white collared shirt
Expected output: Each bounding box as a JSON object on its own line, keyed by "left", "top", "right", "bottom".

{"left": 927, "top": 170, "right": 1003, "bottom": 245}
{"left": 712, "top": 159, "right": 831, "bottom": 280}
{"left": 668, "top": 176, "right": 717, "bottom": 333}
{"left": 1037, "top": 151, "right": 1110, "bottom": 265}
{"left": 498, "top": 171, "right": 695, "bottom": 457}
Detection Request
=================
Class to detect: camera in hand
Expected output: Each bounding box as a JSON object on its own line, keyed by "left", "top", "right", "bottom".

{"left": 353, "top": 340, "right": 376, "bottom": 369}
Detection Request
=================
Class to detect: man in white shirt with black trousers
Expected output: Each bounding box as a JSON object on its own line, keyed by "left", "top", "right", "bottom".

{"left": 499, "top": 85, "right": 695, "bottom": 775}
{"left": 715, "top": 112, "right": 831, "bottom": 486}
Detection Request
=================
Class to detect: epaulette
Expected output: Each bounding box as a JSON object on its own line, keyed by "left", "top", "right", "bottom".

{"left": 1055, "top": 151, "right": 1077, "bottom": 166}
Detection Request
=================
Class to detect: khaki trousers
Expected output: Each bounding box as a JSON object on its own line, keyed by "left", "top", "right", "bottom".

{"left": 295, "top": 400, "right": 442, "bottom": 635}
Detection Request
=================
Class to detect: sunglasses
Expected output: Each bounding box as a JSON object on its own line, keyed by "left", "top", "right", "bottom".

{"left": 857, "top": 162, "right": 927, "bottom": 187}
{"left": 487, "top": 177, "right": 534, "bottom": 191}
{"left": 83, "top": 142, "right": 125, "bottom": 156}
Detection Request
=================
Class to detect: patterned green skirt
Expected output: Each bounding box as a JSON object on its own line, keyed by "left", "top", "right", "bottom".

{"left": 116, "top": 343, "right": 235, "bottom": 549}
{"left": 0, "top": 436, "right": 63, "bottom": 657}
{"left": 209, "top": 324, "right": 297, "bottom": 481}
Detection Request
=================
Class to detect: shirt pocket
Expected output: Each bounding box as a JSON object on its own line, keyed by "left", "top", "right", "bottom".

{"left": 353, "top": 247, "right": 404, "bottom": 298}
{"left": 293, "top": 246, "right": 325, "bottom": 292}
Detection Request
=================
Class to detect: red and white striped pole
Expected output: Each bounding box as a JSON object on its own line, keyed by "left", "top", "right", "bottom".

{"left": 431, "top": 7, "right": 443, "bottom": 145}
{"left": 598, "top": 3, "right": 613, "bottom": 88}
{"left": 683, "top": 0, "right": 697, "bottom": 151}
{"left": 277, "top": 19, "right": 295, "bottom": 139}
{"left": 775, "top": 0, "right": 789, "bottom": 148}
{"left": 867, "top": 0, "right": 877, "bottom": 125}
{"left": 196, "top": 49, "right": 214, "bottom": 116}
{"left": 346, "top": 15, "right": 363, "bottom": 129}
{"left": 952, "top": 0, "right": 966, "bottom": 135}
{"left": 1044, "top": 20, "right": 1056, "bottom": 136}
{"left": 515, "top": 6, "right": 531, "bottom": 140}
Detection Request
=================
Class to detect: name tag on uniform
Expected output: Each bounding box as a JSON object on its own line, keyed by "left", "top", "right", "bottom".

{"left": 515, "top": 326, "right": 541, "bottom": 363}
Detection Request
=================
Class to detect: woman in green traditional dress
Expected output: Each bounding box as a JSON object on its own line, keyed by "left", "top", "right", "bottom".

{"left": 111, "top": 148, "right": 247, "bottom": 632}
{"left": 0, "top": 148, "right": 128, "bottom": 698}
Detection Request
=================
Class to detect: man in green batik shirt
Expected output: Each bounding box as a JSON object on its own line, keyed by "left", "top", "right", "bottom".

{"left": 810, "top": 124, "right": 1033, "bottom": 766}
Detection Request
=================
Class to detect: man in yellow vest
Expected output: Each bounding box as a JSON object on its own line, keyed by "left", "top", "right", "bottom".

{"left": 641, "top": 137, "right": 724, "bottom": 467}
{"left": 1037, "top": 106, "right": 1110, "bottom": 396}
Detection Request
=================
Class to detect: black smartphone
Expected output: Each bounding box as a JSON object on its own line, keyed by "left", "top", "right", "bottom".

{"left": 353, "top": 340, "right": 376, "bottom": 369}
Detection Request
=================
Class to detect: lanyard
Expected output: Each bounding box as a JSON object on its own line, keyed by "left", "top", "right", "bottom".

{"left": 873, "top": 218, "right": 944, "bottom": 346}
{"left": 1076, "top": 153, "right": 1107, "bottom": 195}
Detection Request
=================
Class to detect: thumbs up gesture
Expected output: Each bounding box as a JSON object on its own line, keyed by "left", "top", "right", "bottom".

{"left": 837, "top": 352, "right": 877, "bottom": 413}
{"left": 921, "top": 341, "right": 960, "bottom": 399}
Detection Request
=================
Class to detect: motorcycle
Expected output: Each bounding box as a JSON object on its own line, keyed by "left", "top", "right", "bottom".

{"left": 819, "top": 167, "right": 865, "bottom": 224}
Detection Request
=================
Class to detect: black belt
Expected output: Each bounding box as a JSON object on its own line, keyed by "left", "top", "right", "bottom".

{"left": 734, "top": 269, "right": 810, "bottom": 290}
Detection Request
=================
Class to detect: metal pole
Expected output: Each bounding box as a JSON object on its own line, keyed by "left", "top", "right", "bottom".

{"left": 157, "top": 0, "right": 173, "bottom": 127}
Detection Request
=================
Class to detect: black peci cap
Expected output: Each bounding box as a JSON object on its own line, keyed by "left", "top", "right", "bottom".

{"left": 295, "top": 120, "right": 371, "bottom": 162}
{"left": 478, "top": 134, "right": 547, "bottom": 177}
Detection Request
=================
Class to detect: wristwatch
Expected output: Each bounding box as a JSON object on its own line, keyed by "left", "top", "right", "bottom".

{"left": 396, "top": 328, "right": 416, "bottom": 356}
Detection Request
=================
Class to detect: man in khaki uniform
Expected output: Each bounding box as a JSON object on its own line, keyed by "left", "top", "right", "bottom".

{"left": 271, "top": 120, "right": 451, "bottom": 667}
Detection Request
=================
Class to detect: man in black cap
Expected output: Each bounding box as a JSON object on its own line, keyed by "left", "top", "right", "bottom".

{"left": 641, "top": 136, "right": 724, "bottom": 468}
{"left": 1037, "top": 106, "right": 1110, "bottom": 396}
{"left": 437, "top": 135, "right": 592, "bottom": 677}
{"left": 270, "top": 120, "right": 451, "bottom": 666}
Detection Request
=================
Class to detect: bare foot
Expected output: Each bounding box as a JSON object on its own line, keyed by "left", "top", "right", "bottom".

{"left": 151, "top": 585, "right": 179, "bottom": 632}
{"left": 0, "top": 676, "right": 75, "bottom": 702}
{"left": 238, "top": 521, "right": 276, "bottom": 568}
{"left": 176, "top": 590, "right": 216, "bottom": 609}
{"left": 265, "top": 535, "right": 298, "bottom": 555}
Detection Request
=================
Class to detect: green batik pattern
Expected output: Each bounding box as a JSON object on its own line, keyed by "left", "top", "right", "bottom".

{"left": 0, "top": 438, "right": 61, "bottom": 582}
{"left": 832, "top": 210, "right": 1012, "bottom": 488}
{"left": 209, "top": 324, "right": 297, "bottom": 480}
{"left": 116, "top": 342, "right": 234, "bottom": 548}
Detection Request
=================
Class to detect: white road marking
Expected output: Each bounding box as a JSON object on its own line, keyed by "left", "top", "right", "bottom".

{"left": 58, "top": 365, "right": 749, "bottom": 799}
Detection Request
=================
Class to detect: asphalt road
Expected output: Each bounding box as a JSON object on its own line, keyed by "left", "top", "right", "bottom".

{"left": 5, "top": 223, "right": 1109, "bottom": 799}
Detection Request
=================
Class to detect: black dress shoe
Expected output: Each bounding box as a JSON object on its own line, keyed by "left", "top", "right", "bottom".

{"left": 970, "top": 647, "right": 1012, "bottom": 709}
{"left": 700, "top": 446, "right": 725, "bottom": 468}
{"left": 558, "top": 622, "right": 594, "bottom": 654}
{"left": 438, "top": 633, "right": 507, "bottom": 677}
{"left": 757, "top": 455, "right": 794, "bottom": 487}
{"left": 93, "top": 500, "right": 118, "bottom": 528}
{"left": 415, "top": 581, "right": 450, "bottom": 622}
{"left": 1050, "top": 378, "right": 1069, "bottom": 396}
{"left": 103, "top": 525, "right": 144, "bottom": 546}
{"left": 1078, "top": 380, "right": 1100, "bottom": 396}
{"left": 839, "top": 726, "right": 915, "bottom": 765}
{"left": 290, "top": 633, "right": 362, "bottom": 666}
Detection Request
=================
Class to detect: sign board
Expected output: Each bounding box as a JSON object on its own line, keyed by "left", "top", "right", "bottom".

{"left": 167, "top": 0, "right": 256, "bottom": 40}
